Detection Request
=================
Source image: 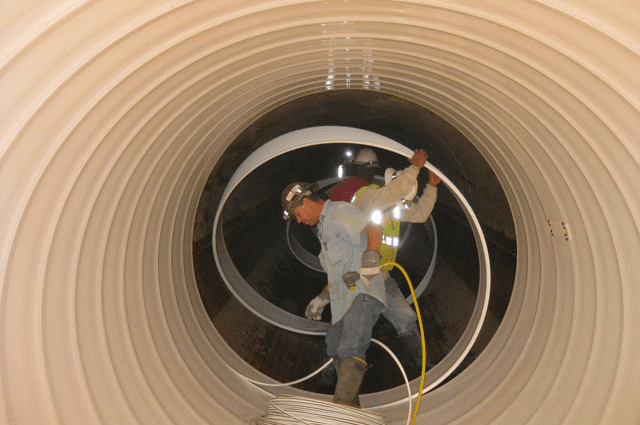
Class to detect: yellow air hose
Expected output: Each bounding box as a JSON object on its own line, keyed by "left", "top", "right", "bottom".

{"left": 382, "top": 261, "right": 426, "bottom": 425}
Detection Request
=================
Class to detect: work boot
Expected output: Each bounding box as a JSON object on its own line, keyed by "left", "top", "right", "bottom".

{"left": 398, "top": 327, "right": 433, "bottom": 372}
{"left": 333, "top": 356, "right": 367, "bottom": 408}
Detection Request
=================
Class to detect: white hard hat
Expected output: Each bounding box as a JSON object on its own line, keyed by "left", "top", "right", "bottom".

{"left": 384, "top": 168, "right": 418, "bottom": 202}
{"left": 352, "top": 148, "right": 379, "bottom": 167}
{"left": 281, "top": 182, "right": 318, "bottom": 220}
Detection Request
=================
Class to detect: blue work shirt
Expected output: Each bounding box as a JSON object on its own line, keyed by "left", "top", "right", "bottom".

{"left": 317, "top": 200, "right": 386, "bottom": 324}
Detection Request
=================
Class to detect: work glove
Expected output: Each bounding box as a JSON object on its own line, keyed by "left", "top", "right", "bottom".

{"left": 428, "top": 170, "right": 441, "bottom": 187}
{"left": 360, "top": 250, "right": 381, "bottom": 285}
{"left": 305, "top": 289, "right": 330, "bottom": 321}
{"left": 408, "top": 149, "right": 428, "bottom": 169}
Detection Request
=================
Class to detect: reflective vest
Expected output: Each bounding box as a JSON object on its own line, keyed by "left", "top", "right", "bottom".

{"left": 351, "top": 184, "right": 400, "bottom": 271}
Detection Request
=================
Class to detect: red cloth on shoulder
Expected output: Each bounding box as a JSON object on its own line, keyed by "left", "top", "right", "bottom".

{"left": 329, "top": 176, "right": 370, "bottom": 202}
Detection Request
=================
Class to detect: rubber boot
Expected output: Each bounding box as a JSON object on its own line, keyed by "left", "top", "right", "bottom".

{"left": 398, "top": 327, "right": 433, "bottom": 371}
{"left": 333, "top": 356, "right": 366, "bottom": 408}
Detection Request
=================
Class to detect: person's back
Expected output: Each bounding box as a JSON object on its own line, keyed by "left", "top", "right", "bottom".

{"left": 329, "top": 176, "right": 369, "bottom": 202}
{"left": 330, "top": 148, "right": 427, "bottom": 212}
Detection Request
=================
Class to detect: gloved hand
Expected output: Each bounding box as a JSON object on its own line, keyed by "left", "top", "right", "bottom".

{"left": 409, "top": 149, "right": 428, "bottom": 169}
{"left": 360, "top": 250, "right": 381, "bottom": 285}
{"left": 428, "top": 169, "right": 441, "bottom": 187}
{"left": 305, "top": 289, "right": 330, "bottom": 321}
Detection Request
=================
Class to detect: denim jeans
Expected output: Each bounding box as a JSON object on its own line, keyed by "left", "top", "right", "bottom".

{"left": 325, "top": 293, "right": 385, "bottom": 360}
{"left": 381, "top": 277, "right": 418, "bottom": 335}
{"left": 325, "top": 277, "right": 418, "bottom": 360}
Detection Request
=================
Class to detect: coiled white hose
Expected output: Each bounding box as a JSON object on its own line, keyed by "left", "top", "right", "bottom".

{"left": 237, "top": 338, "right": 412, "bottom": 425}
{"left": 253, "top": 396, "right": 389, "bottom": 425}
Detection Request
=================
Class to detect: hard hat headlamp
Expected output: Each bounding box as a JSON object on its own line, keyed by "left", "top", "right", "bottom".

{"left": 282, "top": 182, "right": 318, "bottom": 221}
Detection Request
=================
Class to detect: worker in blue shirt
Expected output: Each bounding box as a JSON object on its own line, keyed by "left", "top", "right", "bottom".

{"left": 327, "top": 148, "right": 439, "bottom": 373}
{"left": 281, "top": 181, "right": 390, "bottom": 407}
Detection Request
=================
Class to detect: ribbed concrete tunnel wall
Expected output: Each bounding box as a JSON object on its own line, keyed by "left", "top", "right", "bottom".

{"left": 1, "top": 1, "right": 639, "bottom": 424}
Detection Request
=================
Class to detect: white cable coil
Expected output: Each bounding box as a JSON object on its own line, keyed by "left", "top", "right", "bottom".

{"left": 239, "top": 339, "right": 410, "bottom": 425}
{"left": 252, "top": 395, "right": 389, "bottom": 425}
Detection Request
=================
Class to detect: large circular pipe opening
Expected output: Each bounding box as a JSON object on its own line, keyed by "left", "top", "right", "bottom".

{"left": 2, "top": 1, "right": 639, "bottom": 424}
{"left": 204, "top": 126, "right": 494, "bottom": 400}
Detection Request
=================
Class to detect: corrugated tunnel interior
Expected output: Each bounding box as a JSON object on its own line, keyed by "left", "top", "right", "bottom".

{"left": 2, "top": 1, "right": 640, "bottom": 424}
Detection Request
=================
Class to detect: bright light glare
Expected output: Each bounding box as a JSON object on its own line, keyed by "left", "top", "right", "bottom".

{"left": 393, "top": 205, "right": 401, "bottom": 219}
{"left": 338, "top": 165, "right": 343, "bottom": 178}
{"left": 370, "top": 210, "right": 383, "bottom": 225}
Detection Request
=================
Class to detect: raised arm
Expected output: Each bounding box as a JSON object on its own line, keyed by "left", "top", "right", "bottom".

{"left": 401, "top": 170, "right": 440, "bottom": 223}
{"left": 355, "top": 149, "right": 428, "bottom": 215}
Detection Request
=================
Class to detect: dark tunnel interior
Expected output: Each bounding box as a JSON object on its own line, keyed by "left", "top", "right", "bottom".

{"left": 192, "top": 89, "right": 517, "bottom": 395}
